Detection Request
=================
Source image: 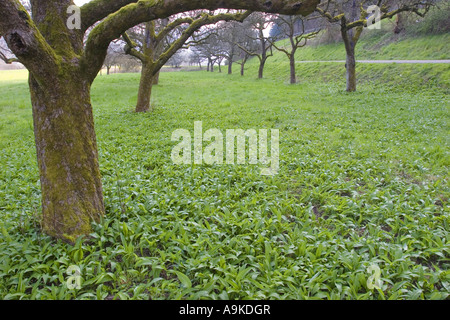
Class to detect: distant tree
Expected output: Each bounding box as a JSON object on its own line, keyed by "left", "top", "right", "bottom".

{"left": 212, "top": 21, "right": 244, "bottom": 74}
{"left": 231, "top": 21, "right": 260, "bottom": 76}
{"left": 269, "top": 15, "right": 319, "bottom": 84}
{"left": 103, "top": 42, "right": 123, "bottom": 75}
{"left": 188, "top": 49, "right": 203, "bottom": 69}
{"left": 190, "top": 28, "right": 223, "bottom": 72}
{"left": 167, "top": 50, "right": 185, "bottom": 68}
{"left": 235, "top": 13, "right": 275, "bottom": 79}
{"left": 123, "top": 10, "right": 251, "bottom": 112}
{"left": 316, "top": 0, "right": 434, "bottom": 92}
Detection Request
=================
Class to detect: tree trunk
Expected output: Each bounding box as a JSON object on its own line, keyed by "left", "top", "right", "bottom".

{"left": 343, "top": 1, "right": 358, "bottom": 92}
{"left": 106, "top": 66, "right": 111, "bottom": 75}
{"left": 258, "top": 58, "right": 266, "bottom": 79}
{"left": 29, "top": 73, "right": 104, "bottom": 243}
{"left": 136, "top": 62, "right": 155, "bottom": 112}
{"left": 153, "top": 70, "right": 160, "bottom": 85}
{"left": 289, "top": 54, "right": 296, "bottom": 84}
{"left": 342, "top": 28, "right": 357, "bottom": 92}
{"left": 345, "top": 45, "right": 356, "bottom": 92}
{"left": 228, "top": 59, "right": 233, "bottom": 75}
{"left": 240, "top": 56, "right": 248, "bottom": 76}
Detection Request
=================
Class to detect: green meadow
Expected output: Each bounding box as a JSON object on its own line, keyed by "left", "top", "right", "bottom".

{"left": 0, "top": 41, "right": 449, "bottom": 300}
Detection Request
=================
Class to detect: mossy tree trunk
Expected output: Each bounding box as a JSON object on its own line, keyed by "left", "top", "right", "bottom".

{"left": 342, "top": 29, "right": 357, "bottom": 92}
{"left": 136, "top": 62, "right": 156, "bottom": 112}
{"left": 29, "top": 69, "right": 104, "bottom": 242}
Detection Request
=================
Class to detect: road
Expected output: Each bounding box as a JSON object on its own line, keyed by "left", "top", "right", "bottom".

{"left": 297, "top": 60, "right": 450, "bottom": 64}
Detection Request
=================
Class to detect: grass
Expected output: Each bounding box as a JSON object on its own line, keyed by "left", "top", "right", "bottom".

{"left": 0, "top": 60, "right": 448, "bottom": 300}
{"left": 293, "top": 33, "right": 450, "bottom": 61}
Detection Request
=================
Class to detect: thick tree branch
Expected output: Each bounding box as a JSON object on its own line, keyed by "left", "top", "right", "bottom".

{"left": 80, "top": 0, "right": 139, "bottom": 32}
{"left": 155, "top": 17, "right": 198, "bottom": 44}
{"left": 122, "top": 32, "right": 147, "bottom": 62}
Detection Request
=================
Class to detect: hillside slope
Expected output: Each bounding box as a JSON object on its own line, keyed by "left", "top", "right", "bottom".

{"left": 241, "top": 32, "right": 449, "bottom": 90}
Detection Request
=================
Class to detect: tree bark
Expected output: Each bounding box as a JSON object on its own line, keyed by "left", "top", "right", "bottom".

{"left": 29, "top": 72, "right": 104, "bottom": 243}
{"left": 153, "top": 70, "right": 160, "bottom": 85}
{"left": 136, "top": 62, "right": 156, "bottom": 112}
{"left": 345, "top": 48, "right": 356, "bottom": 92}
{"left": 258, "top": 58, "right": 266, "bottom": 79}
{"left": 342, "top": 1, "right": 359, "bottom": 92}
{"left": 342, "top": 28, "right": 357, "bottom": 92}
{"left": 228, "top": 59, "right": 233, "bottom": 74}
{"left": 289, "top": 53, "right": 296, "bottom": 84}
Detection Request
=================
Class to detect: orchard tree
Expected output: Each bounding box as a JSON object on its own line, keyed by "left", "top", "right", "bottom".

{"left": 166, "top": 49, "right": 185, "bottom": 68}
{"left": 187, "top": 49, "right": 203, "bottom": 69}
{"left": 0, "top": 0, "right": 319, "bottom": 242}
{"left": 236, "top": 12, "right": 276, "bottom": 79}
{"left": 190, "top": 28, "right": 224, "bottom": 72}
{"left": 316, "top": 0, "right": 433, "bottom": 92}
{"left": 213, "top": 20, "right": 248, "bottom": 75}
{"left": 103, "top": 42, "right": 123, "bottom": 75}
{"left": 233, "top": 21, "right": 260, "bottom": 76}
{"left": 123, "top": 10, "right": 251, "bottom": 112}
{"left": 269, "top": 15, "right": 319, "bottom": 84}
